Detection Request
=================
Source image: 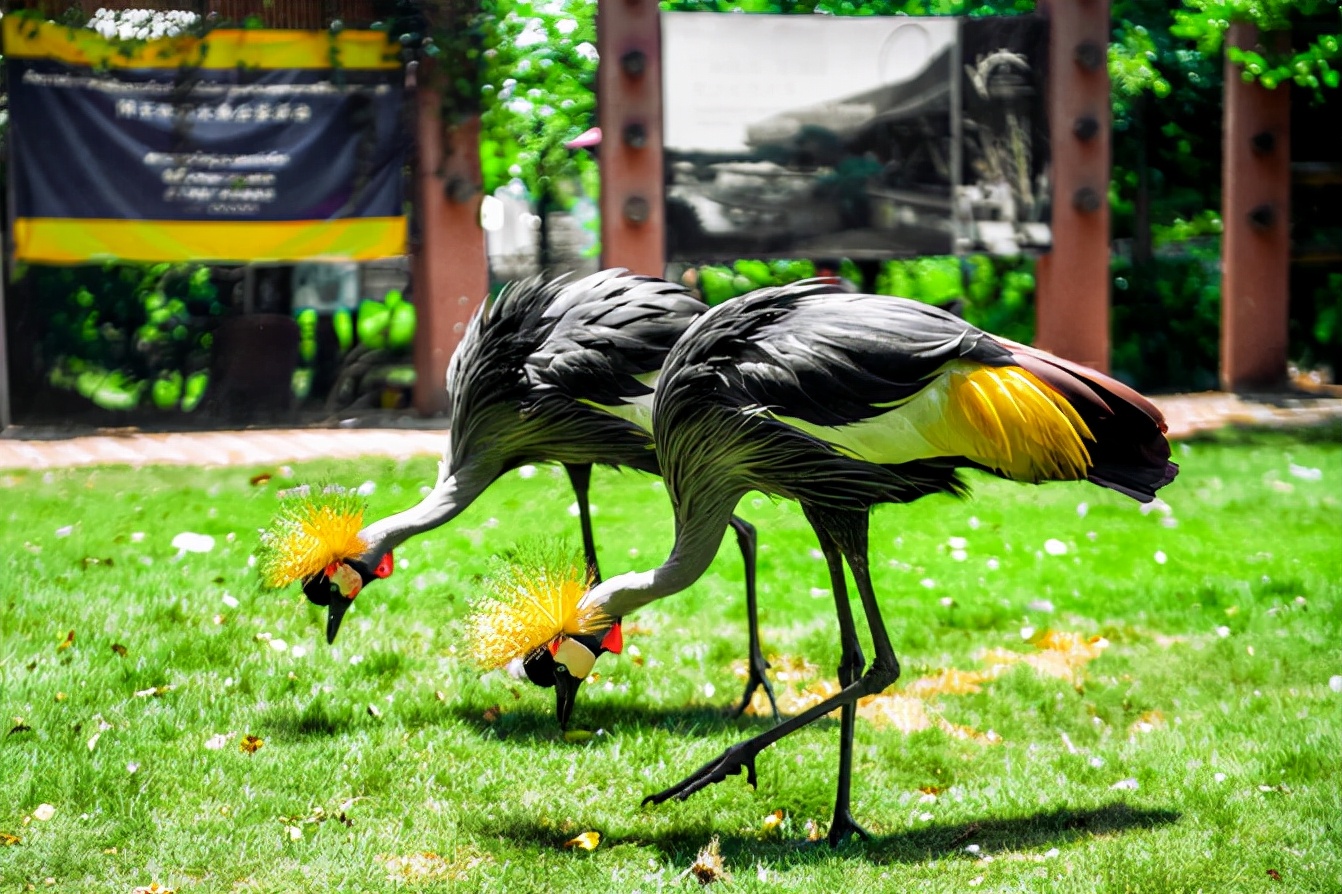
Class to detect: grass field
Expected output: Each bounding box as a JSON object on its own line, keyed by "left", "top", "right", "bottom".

{"left": 1, "top": 426, "right": 1339, "bottom": 892}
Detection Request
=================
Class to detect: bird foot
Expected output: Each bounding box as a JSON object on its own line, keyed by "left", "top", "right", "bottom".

{"left": 826, "top": 809, "right": 872, "bottom": 848}
{"left": 643, "top": 742, "right": 760, "bottom": 806}
{"left": 728, "top": 660, "right": 781, "bottom": 723}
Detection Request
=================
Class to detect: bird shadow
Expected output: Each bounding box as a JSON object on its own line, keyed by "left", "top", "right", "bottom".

{"left": 474, "top": 802, "right": 1180, "bottom": 867}
{"left": 448, "top": 700, "right": 799, "bottom": 743}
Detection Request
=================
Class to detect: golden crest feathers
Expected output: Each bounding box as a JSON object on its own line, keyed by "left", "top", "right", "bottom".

{"left": 468, "top": 544, "right": 606, "bottom": 669}
{"left": 255, "top": 485, "right": 369, "bottom": 588}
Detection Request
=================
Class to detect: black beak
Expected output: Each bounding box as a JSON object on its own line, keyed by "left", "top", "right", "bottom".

{"left": 326, "top": 598, "right": 352, "bottom": 645}
{"left": 553, "top": 668, "right": 582, "bottom": 731}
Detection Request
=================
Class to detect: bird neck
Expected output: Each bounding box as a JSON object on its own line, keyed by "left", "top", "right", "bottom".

{"left": 356, "top": 456, "right": 499, "bottom": 562}
{"left": 583, "top": 498, "right": 736, "bottom": 619}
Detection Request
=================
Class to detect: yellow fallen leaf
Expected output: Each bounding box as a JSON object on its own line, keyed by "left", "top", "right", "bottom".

{"left": 562, "top": 729, "right": 594, "bottom": 744}
{"left": 482, "top": 705, "right": 502, "bottom": 724}
{"left": 1, "top": 832, "right": 19, "bottom": 846}
{"left": 761, "top": 809, "right": 785, "bottom": 835}
{"left": 688, "top": 835, "right": 730, "bottom": 885}
{"left": 239, "top": 735, "right": 264, "bottom": 754}
{"left": 57, "top": 630, "right": 75, "bottom": 651}
{"left": 111, "top": 643, "right": 128, "bottom": 658}
{"left": 564, "top": 831, "right": 600, "bottom": 851}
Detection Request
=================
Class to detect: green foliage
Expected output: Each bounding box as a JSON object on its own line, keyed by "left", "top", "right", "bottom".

{"left": 875, "top": 255, "right": 1037, "bottom": 344}
{"left": 477, "top": 0, "right": 599, "bottom": 208}
{"left": 1173, "top": 0, "right": 1342, "bottom": 93}
{"left": 1111, "top": 244, "right": 1222, "bottom": 391}
{"left": 28, "top": 263, "right": 221, "bottom": 413}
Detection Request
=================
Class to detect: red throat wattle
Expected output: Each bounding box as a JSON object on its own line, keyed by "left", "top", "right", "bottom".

{"left": 601, "top": 623, "right": 623, "bottom": 655}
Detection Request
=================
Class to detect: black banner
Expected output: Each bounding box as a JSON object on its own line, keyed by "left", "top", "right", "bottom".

{"left": 5, "top": 18, "right": 408, "bottom": 262}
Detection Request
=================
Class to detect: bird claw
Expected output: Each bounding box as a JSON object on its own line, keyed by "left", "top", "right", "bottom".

{"left": 643, "top": 744, "right": 759, "bottom": 806}
{"left": 827, "top": 810, "right": 872, "bottom": 848}
{"left": 728, "top": 660, "right": 781, "bottom": 723}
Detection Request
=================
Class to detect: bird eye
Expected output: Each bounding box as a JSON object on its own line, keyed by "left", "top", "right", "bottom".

{"left": 555, "top": 664, "right": 568, "bottom": 675}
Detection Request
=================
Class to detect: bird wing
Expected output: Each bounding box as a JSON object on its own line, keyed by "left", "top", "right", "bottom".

{"left": 526, "top": 272, "right": 708, "bottom": 409}
{"left": 663, "top": 282, "right": 1175, "bottom": 498}
{"left": 672, "top": 283, "right": 1012, "bottom": 428}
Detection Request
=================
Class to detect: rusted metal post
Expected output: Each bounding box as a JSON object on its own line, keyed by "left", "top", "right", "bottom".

{"left": 1220, "top": 24, "right": 1291, "bottom": 392}
{"left": 597, "top": 0, "right": 665, "bottom": 275}
{"left": 412, "top": 78, "right": 489, "bottom": 416}
{"left": 1034, "top": 0, "right": 1111, "bottom": 372}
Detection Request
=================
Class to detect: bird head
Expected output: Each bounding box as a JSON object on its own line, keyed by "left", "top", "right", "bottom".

{"left": 301, "top": 551, "right": 395, "bottom": 644}
{"left": 520, "top": 623, "right": 623, "bottom": 730}
{"left": 256, "top": 485, "right": 390, "bottom": 643}
{"left": 467, "top": 547, "right": 617, "bottom": 730}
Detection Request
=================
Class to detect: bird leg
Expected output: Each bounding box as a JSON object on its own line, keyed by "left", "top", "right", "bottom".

{"left": 815, "top": 526, "right": 871, "bottom": 847}
{"left": 643, "top": 516, "right": 900, "bottom": 836}
{"left": 563, "top": 463, "right": 602, "bottom": 584}
{"left": 726, "top": 515, "right": 780, "bottom": 722}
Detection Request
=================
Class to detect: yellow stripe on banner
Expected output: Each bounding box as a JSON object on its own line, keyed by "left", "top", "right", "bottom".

{"left": 13, "top": 218, "right": 407, "bottom": 263}
{"left": 2, "top": 18, "right": 400, "bottom": 70}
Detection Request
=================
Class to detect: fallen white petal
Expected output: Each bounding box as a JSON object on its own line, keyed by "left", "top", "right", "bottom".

{"left": 130, "top": 532, "right": 145, "bottom": 543}
{"left": 356, "top": 480, "right": 377, "bottom": 496}
{"left": 1076, "top": 502, "right": 1088, "bottom": 517}
{"left": 809, "top": 587, "right": 829, "bottom": 599}
{"left": 920, "top": 578, "right": 936, "bottom": 589}
{"left": 1288, "top": 463, "right": 1322, "bottom": 481}
{"left": 1154, "top": 550, "right": 1168, "bottom": 565}
{"left": 1329, "top": 675, "right": 1342, "bottom": 693}
{"left": 1110, "top": 778, "right": 1139, "bottom": 790}
{"left": 171, "top": 532, "right": 215, "bottom": 554}
{"left": 1213, "top": 772, "right": 1227, "bottom": 782}
{"left": 269, "top": 639, "right": 288, "bottom": 652}
{"left": 1028, "top": 599, "right": 1055, "bottom": 613}
{"left": 948, "top": 536, "right": 968, "bottom": 549}
{"left": 221, "top": 594, "right": 240, "bottom": 609}
{"left": 291, "top": 645, "right": 308, "bottom": 659}
{"left": 1044, "top": 848, "right": 1060, "bottom": 858}
{"left": 1088, "top": 756, "right": 1105, "bottom": 768}
{"left": 702, "top": 682, "right": 716, "bottom": 699}
{"left": 126, "top": 762, "right": 139, "bottom": 774}
{"left": 204, "top": 733, "right": 229, "bottom": 750}
{"left": 968, "top": 516, "right": 981, "bottom": 530}
{"left": 985, "top": 558, "right": 1000, "bottom": 571}
{"left": 33, "top": 803, "right": 56, "bottom": 822}
{"left": 1020, "top": 626, "right": 1035, "bottom": 640}
{"left": 517, "top": 465, "right": 538, "bottom": 479}
{"left": 55, "top": 525, "right": 74, "bottom": 538}
{"left": 1044, "top": 539, "right": 1068, "bottom": 556}
{"left": 951, "top": 549, "right": 968, "bottom": 562}
{"left": 1215, "top": 626, "right": 1231, "bottom": 638}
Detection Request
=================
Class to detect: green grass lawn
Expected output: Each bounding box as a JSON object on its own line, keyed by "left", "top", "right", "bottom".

{"left": 2, "top": 427, "right": 1340, "bottom": 892}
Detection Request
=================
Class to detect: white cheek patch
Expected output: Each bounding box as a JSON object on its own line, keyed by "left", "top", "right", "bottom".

{"left": 330, "top": 562, "right": 363, "bottom": 599}
{"left": 553, "top": 638, "right": 597, "bottom": 680}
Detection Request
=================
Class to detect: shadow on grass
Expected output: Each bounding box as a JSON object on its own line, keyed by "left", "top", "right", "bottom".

{"left": 449, "top": 700, "right": 793, "bottom": 743}
{"left": 474, "top": 802, "right": 1180, "bottom": 866}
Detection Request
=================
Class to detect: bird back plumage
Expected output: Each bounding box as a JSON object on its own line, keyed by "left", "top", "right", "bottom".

{"left": 655, "top": 283, "right": 1176, "bottom": 515}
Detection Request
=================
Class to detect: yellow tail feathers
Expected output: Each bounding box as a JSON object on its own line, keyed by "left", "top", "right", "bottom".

{"left": 939, "top": 364, "right": 1094, "bottom": 483}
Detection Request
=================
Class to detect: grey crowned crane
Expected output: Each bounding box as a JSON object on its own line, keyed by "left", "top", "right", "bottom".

{"left": 296, "top": 268, "right": 794, "bottom": 720}
{"left": 492, "top": 280, "right": 1178, "bottom": 846}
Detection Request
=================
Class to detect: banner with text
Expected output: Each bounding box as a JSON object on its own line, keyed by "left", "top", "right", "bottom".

{"left": 5, "top": 17, "right": 408, "bottom": 263}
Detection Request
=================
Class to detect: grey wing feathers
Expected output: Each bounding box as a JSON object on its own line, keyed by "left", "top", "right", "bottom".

{"left": 666, "top": 283, "right": 1010, "bottom": 427}
{"left": 527, "top": 272, "right": 707, "bottom": 406}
